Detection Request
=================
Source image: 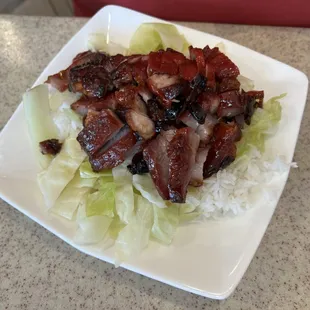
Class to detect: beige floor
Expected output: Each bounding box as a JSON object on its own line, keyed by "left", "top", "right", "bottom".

{"left": 2, "top": 0, "right": 73, "bottom": 16}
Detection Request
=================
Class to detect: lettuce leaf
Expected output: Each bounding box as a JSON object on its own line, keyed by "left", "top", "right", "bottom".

{"left": 74, "top": 200, "right": 113, "bottom": 245}
{"left": 86, "top": 182, "right": 115, "bottom": 217}
{"left": 237, "top": 94, "right": 285, "bottom": 157}
{"left": 237, "top": 75, "right": 255, "bottom": 92}
{"left": 132, "top": 174, "right": 166, "bottom": 208}
{"left": 151, "top": 204, "right": 179, "bottom": 245}
{"left": 87, "top": 32, "right": 127, "bottom": 55}
{"left": 37, "top": 137, "right": 86, "bottom": 208}
{"left": 115, "top": 195, "right": 153, "bottom": 264}
{"left": 129, "top": 23, "right": 189, "bottom": 55}
{"left": 50, "top": 172, "right": 96, "bottom": 220}
{"left": 113, "top": 164, "right": 135, "bottom": 224}
{"left": 23, "top": 84, "right": 58, "bottom": 169}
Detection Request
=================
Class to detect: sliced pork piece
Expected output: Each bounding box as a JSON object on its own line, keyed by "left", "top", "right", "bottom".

{"left": 147, "top": 50, "right": 187, "bottom": 76}
{"left": 71, "top": 93, "right": 117, "bottom": 116}
{"left": 145, "top": 98, "right": 165, "bottom": 122}
{"left": 208, "top": 52, "right": 240, "bottom": 80}
{"left": 115, "top": 86, "right": 146, "bottom": 113}
{"left": 205, "top": 64, "right": 216, "bottom": 91}
{"left": 77, "top": 109, "right": 123, "bottom": 156}
{"left": 39, "top": 139, "right": 62, "bottom": 155}
{"left": 147, "top": 74, "right": 184, "bottom": 109}
{"left": 46, "top": 71, "right": 69, "bottom": 92}
{"left": 203, "top": 122, "right": 241, "bottom": 178}
{"left": 197, "top": 92, "right": 220, "bottom": 115}
{"left": 46, "top": 52, "right": 110, "bottom": 92}
{"left": 167, "top": 128, "right": 200, "bottom": 203}
{"left": 179, "top": 110, "right": 199, "bottom": 130}
{"left": 84, "top": 109, "right": 100, "bottom": 127}
{"left": 125, "top": 110, "right": 155, "bottom": 140}
{"left": 189, "top": 46, "right": 206, "bottom": 74}
{"left": 69, "top": 64, "right": 113, "bottom": 98}
{"left": 143, "top": 129, "right": 176, "bottom": 200}
{"left": 203, "top": 46, "right": 220, "bottom": 62}
{"left": 218, "top": 77, "right": 241, "bottom": 93}
{"left": 218, "top": 90, "right": 244, "bottom": 118}
{"left": 246, "top": 90, "right": 264, "bottom": 108}
{"left": 179, "top": 60, "right": 198, "bottom": 81}
{"left": 190, "top": 147, "right": 209, "bottom": 187}
{"left": 196, "top": 114, "right": 218, "bottom": 147}
{"left": 111, "top": 63, "right": 133, "bottom": 88}
{"left": 89, "top": 126, "right": 137, "bottom": 171}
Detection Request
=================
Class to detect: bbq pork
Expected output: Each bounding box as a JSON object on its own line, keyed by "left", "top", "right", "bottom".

{"left": 45, "top": 45, "right": 264, "bottom": 203}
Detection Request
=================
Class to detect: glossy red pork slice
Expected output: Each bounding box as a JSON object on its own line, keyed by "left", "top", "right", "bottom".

{"left": 143, "top": 129, "right": 176, "bottom": 200}
{"left": 218, "top": 77, "right": 241, "bottom": 93}
{"left": 196, "top": 114, "right": 218, "bottom": 147}
{"left": 147, "top": 50, "right": 187, "bottom": 76}
{"left": 89, "top": 126, "right": 137, "bottom": 171}
{"left": 208, "top": 52, "right": 240, "bottom": 80}
{"left": 197, "top": 92, "right": 220, "bottom": 115}
{"left": 46, "top": 71, "right": 69, "bottom": 92}
{"left": 147, "top": 74, "right": 184, "bottom": 109}
{"left": 217, "top": 90, "right": 244, "bottom": 118}
{"left": 69, "top": 64, "right": 113, "bottom": 98}
{"left": 46, "top": 52, "right": 110, "bottom": 92}
{"left": 203, "top": 122, "right": 242, "bottom": 178}
{"left": 189, "top": 46, "right": 205, "bottom": 74}
{"left": 167, "top": 127, "right": 200, "bottom": 203}
{"left": 190, "top": 147, "right": 209, "bottom": 187}
{"left": 77, "top": 109, "right": 123, "bottom": 156}
{"left": 71, "top": 93, "right": 117, "bottom": 116}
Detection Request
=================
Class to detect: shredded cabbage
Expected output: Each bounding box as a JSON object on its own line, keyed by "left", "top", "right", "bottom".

{"left": 74, "top": 200, "right": 113, "bottom": 245}
{"left": 86, "top": 181, "right": 115, "bottom": 217}
{"left": 132, "top": 174, "right": 166, "bottom": 208}
{"left": 50, "top": 172, "right": 96, "bottom": 220}
{"left": 151, "top": 204, "right": 179, "bottom": 244}
{"left": 23, "top": 84, "right": 58, "bottom": 169}
{"left": 237, "top": 75, "right": 255, "bottom": 92}
{"left": 113, "top": 164, "right": 135, "bottom": 224}
{"left": 237, "top": 94, "right": 285, "bottom": 157}
{"left": 115, "top": 195, "right": 153, "bottom": 264}
{"left": 129, "top": 23, "right": 189, "bottom": 55}
{"left": 37, "top": 137, "right": 86, "bottom": 208}
{"left": 87, "top": 32, "right": 127, "bottom": 55}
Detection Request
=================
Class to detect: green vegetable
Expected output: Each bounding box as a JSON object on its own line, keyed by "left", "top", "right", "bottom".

{"left": 49, "top": 89, "right": 81, "bottom": 111}
{"left": 74, "top": 201, "right": 113, "bottom": 245}
{"left": 86, "top": 182, "right": 115, "bottom": 217}
{"left": 87, "top": 32, "right": 127, "bottom": 55}
{"left": 80, "top": 161, "right": 112, "bottom": 179}
{"left": 108, "top": 216, "right": 126, "bottom": 240}
{"left": 151, "top": 204, "right": 179, "bottom": 245}
{"left": 133, "top": 174, "right": 166, "bottom": 208}
{"left": 237, "top": 94, "right": 285, "bottom": 157}
{"left": 129, "top": 23, "right": 189, "bottom": 55}
{"left": 115, "top": 195, "right": 153, "bottom": 264}
{"left": 23, "top": 84, "right": 58, "bottom": 169}
{"left": 37, "top": 137, "right": 86, "bottom": 208}
{"left": 50, "top": 172, "right": 96, "bottom": 220}
{"left": 113, "top": 164, "right": 135, "bottom": 224}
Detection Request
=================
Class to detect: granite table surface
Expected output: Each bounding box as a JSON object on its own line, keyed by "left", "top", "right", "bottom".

{"left": 0, "top": 15, "right": 309, "bottom": 310}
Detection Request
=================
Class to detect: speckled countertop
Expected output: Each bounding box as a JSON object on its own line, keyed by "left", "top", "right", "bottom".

{"left": 0, "top": 15, "right": 309, "bottom": 310}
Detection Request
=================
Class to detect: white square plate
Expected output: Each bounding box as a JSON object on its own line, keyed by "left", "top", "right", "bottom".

{"left": 0, "top": 5, "right": 308, "bottom": 299}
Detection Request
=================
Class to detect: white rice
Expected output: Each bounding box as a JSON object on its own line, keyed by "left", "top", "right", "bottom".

{"left": 199, "top": 148, "right": 295, "bottom": 218}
